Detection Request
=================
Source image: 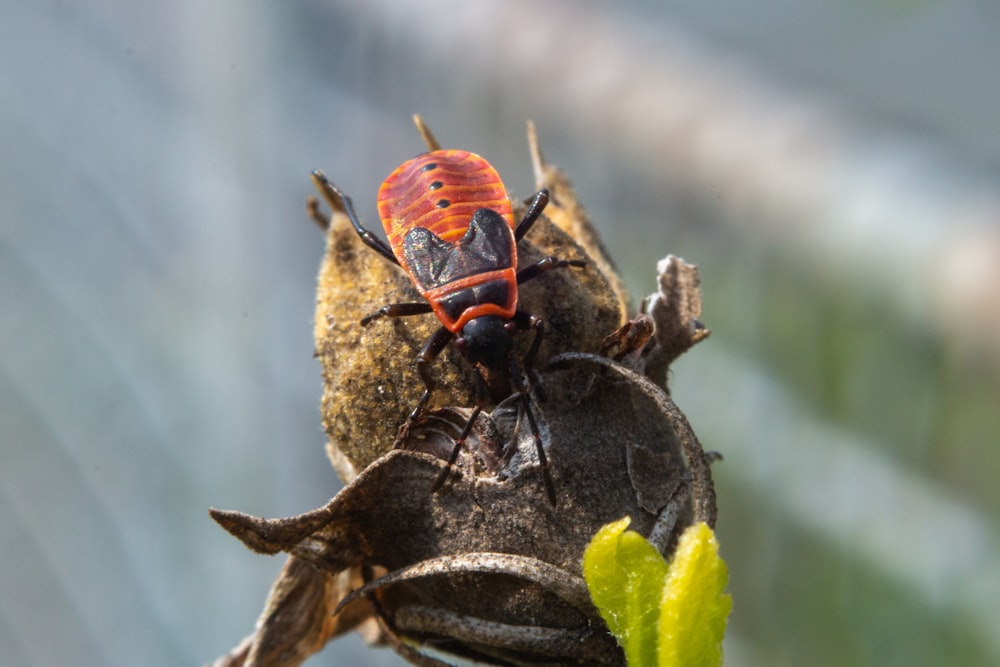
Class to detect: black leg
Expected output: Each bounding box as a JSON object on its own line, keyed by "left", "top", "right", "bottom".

{"left": 513, "top": 189, "right": 550, "bottom": 242}
{"left": 516, "top": 255, "right": 586, "bottom": 285}
{"left": 396, "top": 326, "right": 454, "bottom": 447}
{"left": 361, "top": 302, "right": 433, "bottom": 326}
{"left": 509, "top": 357, "right": 556, "bottom": 506}
{"left": 512, "top": 310, "right": 544, "bottom": 373}
{"left": 514, "top": 253, "right": 585, "bottom": 388}
{"left": 431, "top": 368, "right": 490, "bottom": 493}
{"left": 311, "top": 170, "right": 399, "bottom": 265}
{"left": 430, "top": 405, "right": 481, "bottom": 493}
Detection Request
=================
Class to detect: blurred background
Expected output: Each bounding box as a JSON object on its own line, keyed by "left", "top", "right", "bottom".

{"left": 3, "top": 1, "right": 999, "bottom": 665}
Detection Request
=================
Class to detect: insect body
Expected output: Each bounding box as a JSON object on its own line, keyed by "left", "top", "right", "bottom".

{"left": 379, "top": 150, "right": 518, "bottom": 339}
{"left": 312, "top": 149, "right": 583, "bottom": 504}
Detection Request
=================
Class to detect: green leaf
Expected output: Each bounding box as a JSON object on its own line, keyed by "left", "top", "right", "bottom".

{"left": 658, "top": 522, "right": 731, "bottom": 667}
{"left": 583, "top": 519, "right": 731, "bottom": 667}
{"left": 582, "top": 517, "right": 669, "bottom": 666}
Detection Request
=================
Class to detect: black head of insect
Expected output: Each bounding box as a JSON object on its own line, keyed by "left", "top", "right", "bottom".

{"left": 454, "top": 315, "right": 516, "bottom": 372}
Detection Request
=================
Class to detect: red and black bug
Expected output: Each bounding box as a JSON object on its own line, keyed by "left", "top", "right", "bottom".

{"left": 312, "top": 149, "right": 583, "bottom": 504}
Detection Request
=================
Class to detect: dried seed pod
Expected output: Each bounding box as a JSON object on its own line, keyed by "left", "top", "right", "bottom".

{"left": 210, "top": 120, "right": 716, "bottom": 667}
{"left": 313, "top": 124, "right": 624, "bottom": 481}
{"left": 212, "top": 350, "right": 715, "bottom": 666}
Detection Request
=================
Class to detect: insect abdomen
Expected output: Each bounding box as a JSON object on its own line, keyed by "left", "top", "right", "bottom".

{"left": 377, "top": 149, "right": 515, "bottom": 251}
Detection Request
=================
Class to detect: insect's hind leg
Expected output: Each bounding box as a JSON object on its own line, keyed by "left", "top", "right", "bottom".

{"left": 310, "top": 169, "right": 399, "bottom": 265}
{"left": 514, "top": 189, "right": 550, "bottom": 242}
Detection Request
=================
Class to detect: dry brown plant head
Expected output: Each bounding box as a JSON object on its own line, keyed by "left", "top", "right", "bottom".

{"left": 209, "top": 117, "right": 715, "bottom": 667}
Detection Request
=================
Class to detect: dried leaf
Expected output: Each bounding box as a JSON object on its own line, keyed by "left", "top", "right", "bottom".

{"left": 644, "top": 255, "right": 710, "bottom": 387}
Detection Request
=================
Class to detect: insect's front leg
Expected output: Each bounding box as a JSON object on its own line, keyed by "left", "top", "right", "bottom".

{"left": 431, "top": 368, "right": 490, "bottom": 493}
{"left": 511, "top": 310, "right": 547, "bottom": 400}
{"left": 396, "top": 326, "right": 454, "bottom": 447}
{"left": 509, "top": 355, "right": 557, "bottom": 507}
